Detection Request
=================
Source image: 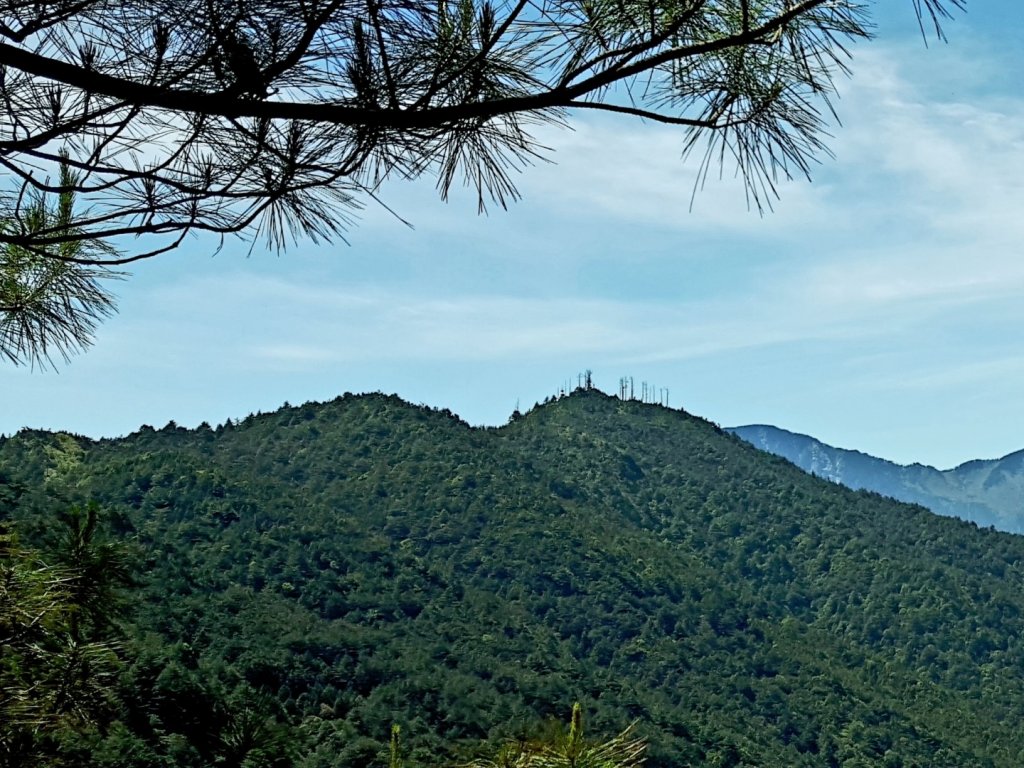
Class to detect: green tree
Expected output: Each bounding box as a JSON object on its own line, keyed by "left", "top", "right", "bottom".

{"left": 0, "top": 507, "right": 129, "bottom": 767}
{"left": 0, "top": 155, "right": 121, "bottom": 366}
{"left": 215, "top": 696, "right": 298, "bottom": 768}
{"left": 52, "top": 503, "right": 133, "bottom": 643}
{"left": 460, "top": 704, "right": 646, "bottom": 768}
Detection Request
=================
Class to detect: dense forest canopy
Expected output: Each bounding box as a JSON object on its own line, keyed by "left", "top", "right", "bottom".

{"left": 3, "top": 388, "right": 1024, "bottom": 766}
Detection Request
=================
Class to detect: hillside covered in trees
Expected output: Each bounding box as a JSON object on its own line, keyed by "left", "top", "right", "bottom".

{"left": 4, "top": 390, "right": 1024, "bottom": 767}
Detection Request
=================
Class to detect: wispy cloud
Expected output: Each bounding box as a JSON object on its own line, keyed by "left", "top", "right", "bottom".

{"left": 109, "top": 42, "right": 1024, "bottom": 377}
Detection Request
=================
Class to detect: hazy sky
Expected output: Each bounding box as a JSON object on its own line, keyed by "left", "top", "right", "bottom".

{"left": 3, "top": 1, "right": 1021, "bottom": 470}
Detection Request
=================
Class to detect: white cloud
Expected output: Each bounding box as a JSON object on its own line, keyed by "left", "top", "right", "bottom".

{"left": 121, "top": 39, "right": 1024, "bottom": 377}
{"left": 80, "top": 43, "right": 1024, "bottom": 368}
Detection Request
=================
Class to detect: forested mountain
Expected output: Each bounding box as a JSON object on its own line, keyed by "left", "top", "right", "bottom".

{"left": 5, "top": 390, "right": 1024, "bottom": 767}
{"left": 729, "top": 424, "right": 1024, "bottom": 533}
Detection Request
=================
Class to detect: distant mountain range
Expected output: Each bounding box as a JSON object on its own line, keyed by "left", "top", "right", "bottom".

{"left": 728, "top": 424, "right": 1024, "bottom": 534}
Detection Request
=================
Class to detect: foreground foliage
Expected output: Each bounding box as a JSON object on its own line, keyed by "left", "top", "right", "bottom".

{"left": 460, "top": 703, "right": 646, "bottom": 768}
{"left": 0, "top": 1, "right": 964, "bottom": 365}
{"left": 0, "top": 0, "right": 963, "bottom": 259}
{"left": 4, "top": 389, "right": 1024, "bottom": 766}
{"left": 0, "top": 505, "right": 125, "bottom": 766}
{"left": 0, "top": 157, "right": 121, "bottom": 367}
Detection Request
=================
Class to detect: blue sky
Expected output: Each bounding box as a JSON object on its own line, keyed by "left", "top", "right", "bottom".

{"left": 2, "top": 1, "right": 1021, "bottom": 470}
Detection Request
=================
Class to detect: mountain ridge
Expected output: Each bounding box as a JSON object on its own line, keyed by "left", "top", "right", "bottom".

{"left": 727, "top": 423, "right": 1024, "bottom": 533}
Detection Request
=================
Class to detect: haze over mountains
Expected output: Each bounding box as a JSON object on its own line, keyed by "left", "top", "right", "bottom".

{"left": 728, "top": 425, "right": 1024, "bottom": 534}
{"left": 6, "top": 390, "right": 1024, "bottom": 766}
